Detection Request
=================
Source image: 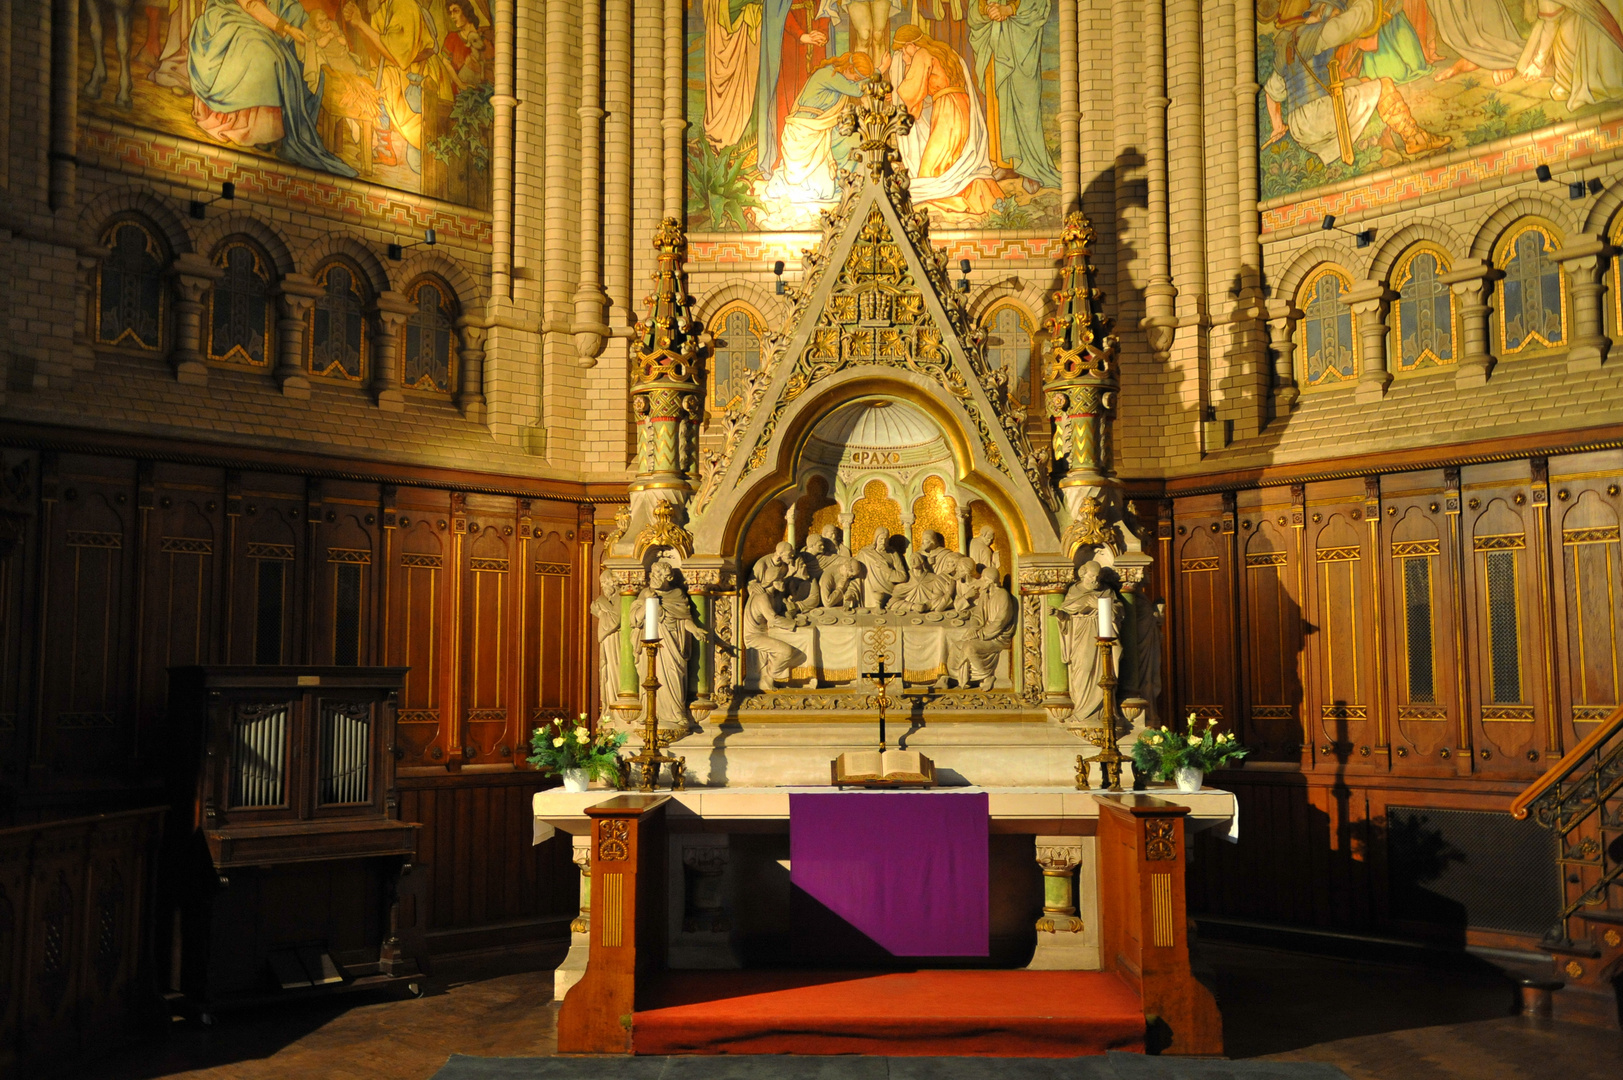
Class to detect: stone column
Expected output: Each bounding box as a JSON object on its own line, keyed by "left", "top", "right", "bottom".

{"left": 370, "top": 290, "right": 413, "bottom": 412}
{"left": 554, "top": 834, "right": 592, "bottom": 1000}
{"left": 273, "top": 273, "right": 320, "bottom": 399}
{"left": 1027, "top": 838, "right": 1099, "bottom": 970}
{"left": 1441, "top": 258, "right": 1497, "bottom": 388}
{"left": 1346, "top": 279, "right": 1395, "bottom": 404}
{"left": 572, "top": 0, "right": 609, "bottom": 366}
{"left": 1142, "top": 0, "right": 1175, "bottom": 362}
{"left": 73, "top": 250, "right": 100, "bottom": 372}
{"left": 957, "top": 506, "right": 972, "bottom": 554}
{"left": 489, "top": 0, "right": 515, "bottom": 300}
{"left": 1554, "top": 233, "right": 1613, "bottom": 372}
{"left": 169, "top": 252, "right": 221, "bottom": 386}
{"left": 1265, "top": 298, "right": 1300, "bottom": 411}
{"left": 454, "top": 317, "right": 487, "bottom": 421}
{"left": 669, "top": 835, "right": 738, "bottom": 969}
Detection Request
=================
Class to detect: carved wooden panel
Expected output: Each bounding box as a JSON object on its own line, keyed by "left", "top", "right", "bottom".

{"left": 1171, "top": 496, "right": 1237, "bottom": 731}
{"left": 1547, "top": 449, "right": 1623, "bottom": 752}
{"left": 387, "top": 489, "right": 453, "bottom": 766}
{"left": 0, "top": 452, "right": 37, "bottom": 784}
{"left": 1302, "top": 481, "right": 1378, "bottom": 768}
{"left": 460, "top": 498, "right": 515, "bottom": 764}
{"left": 226, "top": 473, "right": 307, "bottom": 667}
{"left": 308, "top": 481, "right": 381, "bottom": 668}
{"left": 524, "top": 523, "right": 580, "bottom": 748}
{"left": 1236, "top": 491, "right": 1303, "bottom": 762}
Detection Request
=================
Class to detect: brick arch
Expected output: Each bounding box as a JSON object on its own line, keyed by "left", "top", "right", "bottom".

{"left": 1582, "top": 180, "right": 1623, "bottom": 235}
{"left": 966, "top": 277, "right": 1048, "bottom": 325}
{"left": 393, "top": 250, "right": 485, "bottom": 317}
{"left": 1272, "top": 241, "right": 1359, "bottom": 304}
{"left": 693, "top": 280, "right": 787, "bottom": 329}
{"left": 194, "top": 213, "right": 296, "bottom": 277}
{"left": 1469, "top": 194, "right": 1577, "bottom": 262}
{"left": 78, "top": 186, "right": 192, "bottom": 256}
{"left": 1367, "top": 221, "right": 1467, "bottom": 284}
{"left": 300, "top": 234, "right": 393, "bottom": 296}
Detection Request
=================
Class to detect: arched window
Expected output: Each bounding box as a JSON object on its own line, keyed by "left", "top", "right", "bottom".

{"left": 96, "top": 218, "right": 166, "bottom": 351}
{"left": 982, "top": 303, "right": 1036, "bottom": 409}
{"left": 710, "top": 304, "right": 763, "bottom": 412}
{"left": 400, "top": 276, "right": 456, "bottom": 393}
{"left": 1391, "top": 246, "right": 1455, "bottom": 371}
{"left": 307, "top": 260, "right": 369, "bottom": 381}
{"left": 207, "top": 241, "right": 273, "bottom": 366}
{"left": 1297, "top": 266, "right": 1356, "bottom": 388}
{"left": 1496, "top": 223, "right": 1566, "bottom": 355}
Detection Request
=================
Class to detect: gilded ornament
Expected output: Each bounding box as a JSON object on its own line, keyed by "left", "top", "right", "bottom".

{"left": 1063, "top": 494, "right": 1116, "bottom": 557}
{"left": 633, "top": 501, "right": 694, "bottom": 558}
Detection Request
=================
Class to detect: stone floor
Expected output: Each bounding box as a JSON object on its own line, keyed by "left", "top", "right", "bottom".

{"left": 71, "top": 942, "right": 1622, "bottom": 1080}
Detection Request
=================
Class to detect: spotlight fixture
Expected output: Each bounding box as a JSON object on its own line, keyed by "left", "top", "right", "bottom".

{"left": 189, "top": 181, "right": 235, "bottom": 220}
{"left": 958, "top": 258, "right": 972, "bottom": 293}
{"left": 773, "top": 260, "right": 786, "bottom": 295}
{"left": 1320, "top": 213, "right": 1373, "bottom": 248}
{"left": 1535, "top": 162, "right": 1601, "bottom": 199}
{"left": 388, "top": 228, "right": 437, "bottom": 261}
{"left": 1535, "top": 164, "right": 1553, "bottom": 183}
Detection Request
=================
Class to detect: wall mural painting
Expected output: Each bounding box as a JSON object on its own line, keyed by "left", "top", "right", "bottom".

{"left": 687, "top": 0, "right": 1063, "bottom": 231}
{"left": 1259, "top": 0, "right": 1623, "bottom": 201}
{"left": 78, "top": 0, "right": 495, "bottom": 209}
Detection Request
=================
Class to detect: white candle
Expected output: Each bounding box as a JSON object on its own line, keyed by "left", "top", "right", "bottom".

{"left": 644, "top": 595, "right": 658, "bottom": 641}
{"left": 1098, "top": 595, "right": 1115, "bottom": 639}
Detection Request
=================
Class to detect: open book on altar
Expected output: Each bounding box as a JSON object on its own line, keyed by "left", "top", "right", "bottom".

{"left": 832, "top": 749, "right": 935, "bottom": 788}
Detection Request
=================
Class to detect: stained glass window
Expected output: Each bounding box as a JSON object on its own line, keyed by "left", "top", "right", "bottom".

{"left": 208, "top": 242, "right": 272, "bottom": 366}
{"left": 1299, "top": 268, "right": 1355, "bottom": 387}
{"left": 984, "top": 305, "right": 1035, "bottom": 408}
{"left": 1498, "top": 226, "right": 1565, "bottom": 354}
{"left": 307, "top": 261, "right": 368, "bottom": 380}
{"left": 401, "top": 277, "right": 456, "bottom": 393}
{"left": 1393, "top": 249, "right": 1454, "bottom": 371}
{"left": 96, "top": 220, "right": 165, "bottom": 350}
{"left": 711, "top": 306, "right": 762, "bottom": 411}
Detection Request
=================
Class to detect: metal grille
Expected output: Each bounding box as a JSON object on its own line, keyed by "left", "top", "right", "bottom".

{"left": 1485, "top": 550, "right": 1522, "bottom": 703}
{"left": 1387, "top": 806, "right": 1559, "bottom": 935}
{"left": 231, "top": 705, "right": 288, "bottom": 807}
{"left": 1402, "top": 556, "right": 1436, "bottom": 703}
{"left": 333, "top": 563, "right": 362, "bottom": 666}
{"left": 254, "top": 560, "right": 285, "bottom": 665}
{"left": 320, "top": 704, "right": 371, "bottom": 805}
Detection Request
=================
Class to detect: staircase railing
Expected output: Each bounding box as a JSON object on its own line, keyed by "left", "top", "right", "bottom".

{"left": 1511, "top": 702, "right": 1623, "bottom": 940}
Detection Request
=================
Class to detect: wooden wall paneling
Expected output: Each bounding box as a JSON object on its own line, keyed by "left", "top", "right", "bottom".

{"left": 1377, "top": 470, "right": 1460, "bottom": 777}
{"left": 0, "top": 451, "right": 38, "bottom": 790}
{"left": 307, "top": 480, "right": 383, "bottom": 667}
{"left": 1459, "top": 461, "right": 1549, "bottom": 780}
{"left": 1235, "top": 488, "right": 1304, "bottom": 762}
{"left": 461, "top": 494, "right": 518, "bottom": 766}
{"left": 228, "top": 472, "right": 308, "bottom": 667}
{"left": 389, "top": 488, "right": 453, "bottom": 768}
{"left": 1547, "top": 450, "right": 1623, "bottom": 751}
{"left": 529, "top": 514, "right": 580, "bottom": 734}
{"left": 1302, "top": 479, "right": 1378, "bottom": 772}
{"left": 1170, "top": 494, "right": 1239, "bottom": 732}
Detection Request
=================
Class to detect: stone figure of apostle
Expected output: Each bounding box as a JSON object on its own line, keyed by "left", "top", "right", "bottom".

{"left": 920, "top": 529, "right": 976, "bottom": 585}
{"left": 815, "top": 523, "right": 863, "bottom": 608}
{"left": 637, "top": 560, "right": 721, "bottom": 727}
{"left": 970, "top": 525, "right": 1000, "bottom": 578}
{"left": 1125, "top": 597, "right": 1165, "bottom": 726}
{"left": 1056, "top": 560, "right": 1114, "bottom": 724}
{"left": 753, "top": 541, "right": 802, "bottom": 606}
{"left": 743, "top": 580, "right": 802, "bottom": 690}
{"left": 889, "top": 551, "right": 957, "bottom": 615}
{"left": 855, "top": 526, "right": 909, "bottom": 609}
{"left": 949, "top": 565, "right": 1016, "bottom": 688}
{"left": 590, "top": 568, "right": 623, "bottom": 722}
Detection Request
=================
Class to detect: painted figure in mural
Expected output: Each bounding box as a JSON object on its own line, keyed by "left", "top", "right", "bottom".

{"left": 1517, "top": 0, "right": 1623, "bottom": 110}
{"left": 149, "top": 0, "right": 208, "bottom": 93}
{"left": 970, "top": 524, "right": 1001, "bottom": 579}
{"left": 299, "top": 7, "right": 385, "bottom": 150}
{"left": 1056, "top": 560, "right": 1113, "bottom": 725}
{"left": 890, "top": 24, "right": 1004, "bottom": 215}
{"left": 591, "top": 569, "right": 623, "bottom": 722}
{"left": 444, "top": 2, "right": 493, "bottom": 91}
{"left": 888, "top": 551, "right": 958, "bottom": 614}
{"left": 756, "top": 0, "right": 832, "bottom": 179}
{"left": 948, "top": 565, "right": 1016, "bottom": 689}
{"left": 815, "top": 0, "right": 901, "bottom": 64}
{"left": 744, "top": 580, "right": 803, "bottom": 690}
{"left": 343, "top": 0, "right": 455, "bottom": 173}
{"left": 187, "top": 0, "right": 358, "bottom": 175}
{"left": 856, "top": 526, "right": 910, "bottom": 609}
{"left": 702, "top": 0, "right": 765, "bottom": 149}
{"left": 1409, "top": 0, "right": 1525, "bottom": 83}
{"left": 763, "top": 50, "right": 874, "bottom": 202}
{"left": 1260, "top": 0, "right": 1449, "bottom": 166}
{"left": 967, "top": 0, "right": 1062, "bottom": 194}
{"left": 815, "top": 523, "right": 864, "bottom": 609}
{"left": 1125, "top": 596, "right": 1165, "bottom": 727}
{"left": 920, "top": 0, "right": 972, "bottom": 56}
{"left": 639, "top": 559, "right": 720, "bottom": 726}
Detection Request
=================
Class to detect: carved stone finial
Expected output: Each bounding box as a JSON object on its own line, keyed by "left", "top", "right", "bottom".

{"left": 1062, "top": 493, "right": 1116, "bottom": 557}
{"left": 631, "top": 219, "right": 705, "bottom": 496}
{"left": 633, "top": 500, "right": 694, "bottom": 558}
{"left": 1045, "top": 212, "right": 1122, "bottom": 493}
{"left": 837, "top": 74, "right": 913, "bottom": 181}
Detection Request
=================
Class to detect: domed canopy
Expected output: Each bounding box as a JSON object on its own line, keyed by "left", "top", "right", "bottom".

{"left": 803, "top": 399, "right": 952, "bottom": 472}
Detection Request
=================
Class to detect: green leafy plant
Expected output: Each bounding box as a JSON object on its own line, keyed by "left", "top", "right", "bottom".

{"left": 986, "top": 197, "right": 1035, "bottom": 230}
{"left": 428, "top": 84, "right": 495, "bottom": 171}
{"left": 528, "top": 713, "right": 627, "bottom": 782}
{"left": 686, "top": 140, "right": 761, "bottom": 231}
{"left": 1131, "top": 713, "right": 1249, "bottom": 781}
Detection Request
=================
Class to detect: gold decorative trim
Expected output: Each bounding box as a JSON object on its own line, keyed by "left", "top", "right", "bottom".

{"left": 600, "top": 872, "right": 624, "bottom": 948}
{"left": 1391, "top": 539, "right": 1440, "bottom": 557}
{"left": 534, "top": 562, "right": 571, "bottom": 576}
{"left": 160, "top": 536, "right": 213, "bottom": 554}
{"left": 1573, "top": 705, "right": 1616, "bottom": 722}
{"left": 598, "top": 819, "right": 629, "bottom": 862}
{"left": 1316, "top": 545, "right": 1361, "bottom": 562}
{"left": 327, "top": 547, "right": 371, "bottom": 564}
{"left": 246, "top": 541, "right": 295, "bottom": 560}
{"left": 1145, "top": 820, "right": 1177, "bottom": 861}
{"left": 1321, "top": 704, "right": 1368, "bottom": 720}
{"left": 1251, "top": 705, "right": 1295, "bottom": 720}
{"left": 400, "top": 553, "right": 442, "bottom": 568}
{"left": 1564, "top": 526, "right": 1620, "bottom": 545}
{"left": 1150, "top": 874, "right": 1174, "bottom": 948}
{"left": 1474, "top": 533, "right": 1526, "bottom": 551}
{"left": 65, "top": 530, "right": 121, "bottom": 549}
{"left": 1398, "top": 705, "right": 1449, "bottom": 720}
{"left": 396, "top": 709, "right": 440, "bottom": 724}
{"left": 1482, "top": 704, "right": 1535, "bottom": 721}
{"left": 1245, "top": 552, "right": 1287, "bottom": 567}
{"left": 633, "top": 501, "right": 693, "bottom": 558}
{"left": 1188, "top": 705, "right": 1225, "bottom": 720}
{"left": 1181, "top": 557, "right": 1219, "bottom": 573}
{"left": 468, "top": 557, "right": 509, "bottom": 572}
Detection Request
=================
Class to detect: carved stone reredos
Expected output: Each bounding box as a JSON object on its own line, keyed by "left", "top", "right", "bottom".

{"left": 689, "top": 159, "right": 1061, "bottom": 559}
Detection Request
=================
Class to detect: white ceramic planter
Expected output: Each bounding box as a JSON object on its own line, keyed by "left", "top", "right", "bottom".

{"left": 1174, "top": 766, "right": 1204, "bottom": 793}
{"left": 561, "top": 768, "right": 589, "bottom": 793}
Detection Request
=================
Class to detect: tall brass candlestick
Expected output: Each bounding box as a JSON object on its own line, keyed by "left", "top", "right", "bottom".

{"left": 1090, "top": 634, "right": 1126, "bottom": 792}
{"left": 626, "top": 636, "right": 685, "bottom": 792}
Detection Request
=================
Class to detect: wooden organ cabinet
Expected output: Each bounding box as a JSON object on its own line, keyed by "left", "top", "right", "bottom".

{"left": 163, "top": 666, "right": 423, "bottom": 1015}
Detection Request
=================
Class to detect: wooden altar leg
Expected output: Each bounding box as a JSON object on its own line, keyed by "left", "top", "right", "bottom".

{"left": 554, "top": 836, "right": 592, "bottom": 1001}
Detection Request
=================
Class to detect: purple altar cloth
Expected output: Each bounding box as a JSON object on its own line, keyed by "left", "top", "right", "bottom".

{"left": 789, "top": 792, "right": 989, "bottom": 958}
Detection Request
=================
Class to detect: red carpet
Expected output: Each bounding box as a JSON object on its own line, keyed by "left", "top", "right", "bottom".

{"left": 632, "top": 969, "right": 1146, "bottom": 1057}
